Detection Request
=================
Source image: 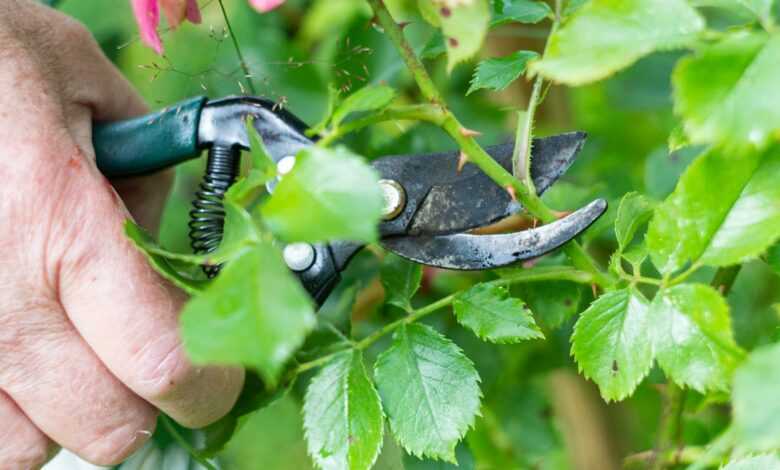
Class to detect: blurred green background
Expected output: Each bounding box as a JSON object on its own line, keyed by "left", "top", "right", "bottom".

{"left": 58, "top": 1, "right": 780, "bottom": 468}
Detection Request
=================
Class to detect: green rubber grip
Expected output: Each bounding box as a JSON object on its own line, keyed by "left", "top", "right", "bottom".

{"left": 93, "top": 96, "right": 207, "bottom": 177}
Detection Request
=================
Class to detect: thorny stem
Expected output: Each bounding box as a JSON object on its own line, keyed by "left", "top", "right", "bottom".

{"left": 291, "top": 266, "right": 595, "bottom": 376}
{"left": 513, "top": 0, "right": 562, "bottom": 187}
{"left": 367, "top": 0, "right": 614, "bottom": 288}
{"left": 217, "top": 0, "right": 257, "bottom": 95}
{"left": 316, "top": 104, "right": 447, "bottom": 147}
{"left": 160, "top": 415, "right": 217, "bottom": 470}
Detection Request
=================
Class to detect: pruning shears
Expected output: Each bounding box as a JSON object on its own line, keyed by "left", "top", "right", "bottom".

{"left": 93, "top": 96, "right": 607, "bottom": 304}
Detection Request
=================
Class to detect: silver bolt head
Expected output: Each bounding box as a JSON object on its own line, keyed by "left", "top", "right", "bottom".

{"left": 283, "top": 242, "right": 316, "bottom": 272}
{"left": 276, "top": 155, "right": 297, "bottom": 176}
{"left": 379, "top": 179, "right": 406, "bottom": 220}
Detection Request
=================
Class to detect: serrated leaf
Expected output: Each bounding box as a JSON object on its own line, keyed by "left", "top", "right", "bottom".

{"left": 453, "top": 282, "right": 543, "bottom": 343}
{"left": 737, "top": 0, "right": 776, "bottom": 24}
{"left": 467, "top": 51, "right": 538, "bottom": 95}
{"left": 673, "top": 31, "right": 780, "bottom": 150}
{"left": 512, "top": 280, "right": 582, "bottom": 330}
{"left": 572, "top": 288, "right": 653, "bottom": 401}
{"left": 247, "top": 117, "right": 277, "bottom": 177}
{"left": 374, "top": 324, "right": 481, "bottom": 462}
{"left": 303, "top": 350, "right": 384, "bottom": 470}
{"left": 767, "top": 243, "right": 780, "bottom": 275}
{"left": 648, "top": 283, "right": 741, "bottom": 392}
{"left": 614, "top": 192, "right": 656, "bottom": 249}
{"left": 261, "top": 146, "right": 383, "bottom": 243}
{"left": 331, "top": 85, "right": 397, "bottom": 128}
{"left": 733, "top": 342, "right": 780, "bottom": 452}
{"left": 530, "top": 0, "right": 704, "bottom": 85}
{"left": 380, "top": 253, "right": 422, "bottom": 311}
{"left": 647, "top": 146, "right": 780, "bottom": 274}
{"left": 124, "top": 221, "right": 208, "bottom": 295}
{"left": 491, "top": 0, "right": 552, "bottom": 25}
{"left": 721, "top": 455, "right": 780, "bottom": 470}
{"left": 180, "top": 241, "right": 315, "bottom": 386}
{"left": 126, "top": 194, "right": 260, "bottom": 268}
{"left": 420, "top": 0, "right": 490, "bottom": 71}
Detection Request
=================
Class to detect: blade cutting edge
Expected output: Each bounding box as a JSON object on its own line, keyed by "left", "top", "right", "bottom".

{"left": 381, "top": 199, "right": 607, "bottom": 270}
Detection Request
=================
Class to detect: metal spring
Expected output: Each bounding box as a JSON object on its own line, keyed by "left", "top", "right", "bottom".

{"left": 189, "top": 145, "right": 240, "bottom": 277}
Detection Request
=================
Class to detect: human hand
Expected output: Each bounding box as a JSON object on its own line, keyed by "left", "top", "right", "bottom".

{"left": 0, "top": 1, "right": 243, "bottom": 468}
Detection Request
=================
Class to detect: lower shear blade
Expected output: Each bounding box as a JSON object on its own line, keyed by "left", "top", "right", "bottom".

{"left": 382, "top": 199, "right": 607, "bottom": 270}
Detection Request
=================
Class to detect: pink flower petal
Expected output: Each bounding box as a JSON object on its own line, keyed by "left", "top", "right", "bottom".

{"left": 186, "top": 0, "right": 202, "bottom": 23}
{"left": 249, "top": 0, "right": 285, "bottom": 13}
{"left": 131, "top": 0, "right": 163, "bottom": 54}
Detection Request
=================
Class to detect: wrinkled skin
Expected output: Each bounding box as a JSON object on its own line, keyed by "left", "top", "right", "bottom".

{"left": 0, "top": 1, "right": 244, "bottom": 468}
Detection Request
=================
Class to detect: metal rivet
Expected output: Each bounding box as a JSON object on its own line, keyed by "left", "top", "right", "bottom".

{"left": 276, "top": 155, "right": 296, "bottom": 176}
{"left": 283, "top": 243, "right": 316, "bottom": 272}
{"left": 379, "top": 179, "right": 406, "bottom": 220}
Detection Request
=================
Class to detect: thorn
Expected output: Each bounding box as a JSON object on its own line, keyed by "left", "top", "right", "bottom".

{"left": 459, "top": 127, "right": 482, "bottom": 138}
{"left": 504, "top": 185, "right": 517, "bottom": 201}
{"left": 397, "top": 21, "right": 411, "bottom": 30}
{"left": 456, "top": 151, "right": 469, "bottom": 173}
{"left": 591, "top": 283, "right": 598, "bottom": 297}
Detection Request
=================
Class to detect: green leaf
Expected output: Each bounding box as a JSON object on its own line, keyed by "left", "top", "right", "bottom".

{"left": 647, "top": 146, "right": 780, "bottom": 274}
{"left": 721, "top": 455, "right": 780, "bottom": 470}
{"left": 674, "top": 32, "right": 780, "bottom": 150}
{"left": 767, "top": 242, "right": 780, "bottom": 275}
{"left": 374, "top": 324, "right": 481, "bottom": 462}
{"left": 246, "top": 117, "right": 277, "bottom": 177}
{"left": 124, "top": 221, "right": 208, "bottom": 295}
{"left": 512, "top": 281, "right": 582, "bottom": 329}
{"left": 303, "top": 350, "right": 384, "bottom": 470}
{"left": 180, "top": 241, "right": 315, "bottom": 386}
{"left": 614, "top": 192, "right": 656, "bottom": 249}
{"left": 126, "top": 195, "right": 260, "bottom": 268}
{"left": 380, "top": 253, "right": 422, "bottom": 311}
{"left": 420, "top": 0, "right": 491, "bottom": 71}
{"left": 733, "top": 342, "right": 780, "bottom": 452}
{"left": 331, "top": 85, "right": 397, "bottom": 128}
{"left": 571, "top": 288, "right": 653, "bottom": 402}
{"left": 261, "top": 146, "right": 383, "bottom": 243}
{"left": 453, "top": 282, "right": 544, "bottom": 343}
{"left": 530, "top": 0, "right": 704, "bottom": 85}
{"left": 649, "top": 283, "right": 741, "bottom": 392}
{"left": 403, "top": 443, "right": 475, "bottom": 469}
{"left": 467, "top": 51, "right": 538, "bottom": 95}
{"left": 737, "top": 0, "right": 776, "bottom": 24}
{"left": 491, "top": 0, "right": 552, "bottom": 25}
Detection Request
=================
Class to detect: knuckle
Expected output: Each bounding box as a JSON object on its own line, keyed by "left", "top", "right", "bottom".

{"left": 79, "top": 412, "right": 156, "bottom": 466}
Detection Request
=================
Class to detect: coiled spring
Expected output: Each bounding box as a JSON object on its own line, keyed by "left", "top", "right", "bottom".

{"left": 188, "top": 145, "right": 240, "bottom": 277}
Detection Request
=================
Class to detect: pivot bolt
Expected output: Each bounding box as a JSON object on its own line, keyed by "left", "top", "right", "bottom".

{"left": 379, "top": 179, "right": 406, "bottom": 220}
{"left": 283, "top": 242, "right": 315, "bottom": 272}
{"left": 276, "top": 155, "right": 296, "bottom": 176}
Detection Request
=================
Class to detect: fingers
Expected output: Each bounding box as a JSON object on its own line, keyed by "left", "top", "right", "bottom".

{"left": 56, "top": 167, "right": 244, "bottom": 429}
{"left": 0, "top": 391, "right": 54, "bottom": 470}
{"left": 0, "top": 296, "right": 156, "bottom": 466}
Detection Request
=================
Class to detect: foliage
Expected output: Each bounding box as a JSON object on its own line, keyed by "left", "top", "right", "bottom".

{"left": 62, "top": 0, "right": 780, "bottom": 468}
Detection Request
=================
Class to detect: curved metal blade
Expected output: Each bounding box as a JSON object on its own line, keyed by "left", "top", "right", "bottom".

{"left": 373, "top": 132, "right": 587, "bottom": 237}
{"left": 382, "top": 199, "right": 607, "bottom": 270}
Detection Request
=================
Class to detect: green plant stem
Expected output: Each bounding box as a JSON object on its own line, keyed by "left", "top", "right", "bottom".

{"left": 217, "top": 0, "right": 256, "bottom": 95}
{"left": 160, "top": 415, "right": 217, "bottom": 470}
{"left": 292, "top": 266, "right": 594, "bottom": 376}
{"left": 624, "top": 446, "right": 718, "bottom": 469}
{"left": 652, "top": 384, "right": 686, "bottom": 470}
{"left": 316, "top": 104, "right": 447, "bottom": 146}
{"left": 367, "top": 0, "right": 614, "bottom": 288}
{"left": 512, "top": 0, "right": 562, "bottom": 186}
